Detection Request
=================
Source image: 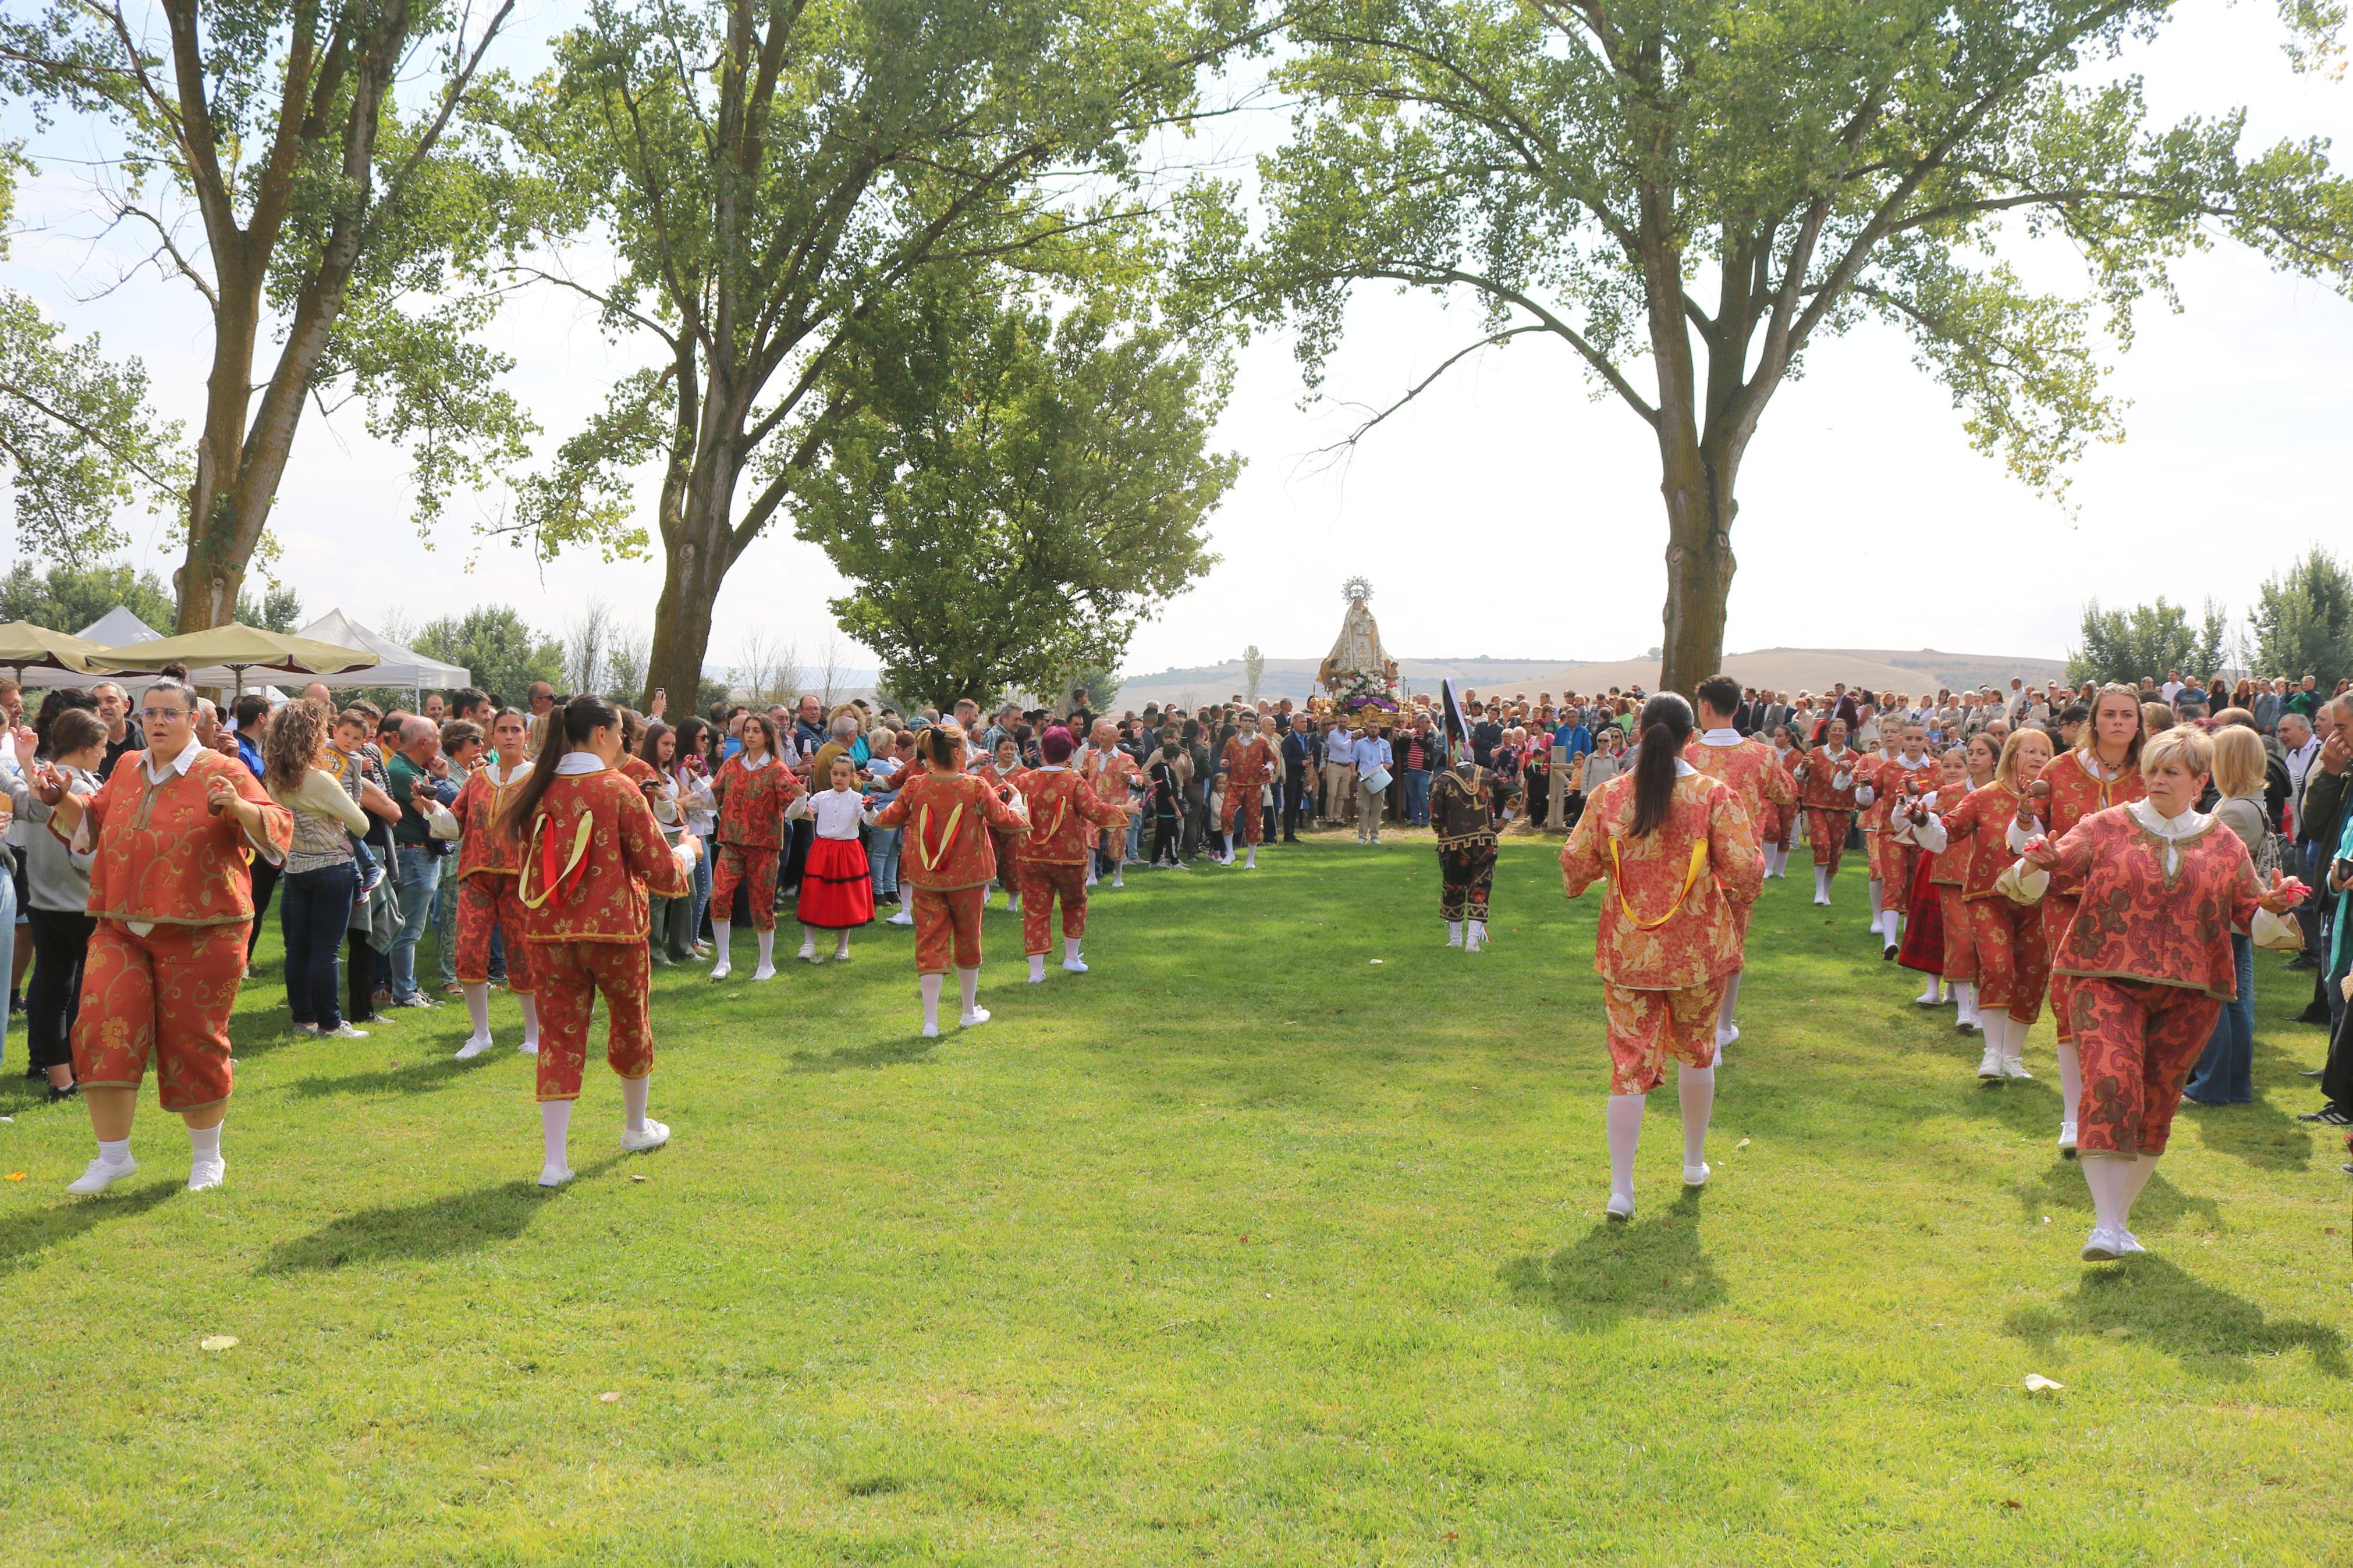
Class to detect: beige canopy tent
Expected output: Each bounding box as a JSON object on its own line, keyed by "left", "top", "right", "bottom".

{"left": 0, "top": 621, "right": 110, "bottom": 681}
{"left": 90, "top": 622, "right": 378, "bottom": 696}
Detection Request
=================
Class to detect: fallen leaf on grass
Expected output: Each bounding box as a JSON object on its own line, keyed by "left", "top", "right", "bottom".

{"left": 2000, "top": 1499, "right": 2022, "bottom": 1510}
{"left": 598, "top": 1391, "right": 622, "bottom": 1403}
{"left": 630, "top": 1174, "right": 647, "bottom": 1183}
{"left": 1369, "top": 958, "right": 1383, "bottom": 965}
{"left": 1735, "top": 1138, "right": 1751, "bottom": 1150}
{"left": 3, "top": 1172, "right": 24, "bottom": 1181}
{"left": 2023, "top": 1374, "right": 2064, "bottom": 1393}
{"left": 199, "top": 1335, "right": 239, "bottom": 1352}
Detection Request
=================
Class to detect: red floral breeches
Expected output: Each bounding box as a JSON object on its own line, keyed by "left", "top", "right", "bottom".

{"left": 530, "top": 938, "right": 652, "bottom": 1102}
{"left": 1221, "top": 788, "right": 1264, "bottom": 846}
{"left": 1019, "top": 860, "right": 1088, "bottom": 955}
{"left": 2065, "top": 976, "right": 2223, "bottom": 1157}
{"left": 73, "top": 919, "right": 248, "bottom": 1113}
{"left": 1603, "top": 979, "right": 1729, "bottom": 1096}
{"left": 1937, "top": 884, "right": 1978, "bottom": 983}
{"left": 455, "top": 874, "right": 537, "bottom": 993}
{"left": 1969, "top": 896, "right": 2049, "bottom": 1023}
{"left": 711, "top": 842, "right": 779, "bottom": 932}
{"left": 1807, "top": 809, "right": 1851, "bottom": 870}
{"left": 912, "top": 886, "right": 986, "bottom": 974}
{"left": 1869, "top": 831, "right": 1914, "bottom": 893}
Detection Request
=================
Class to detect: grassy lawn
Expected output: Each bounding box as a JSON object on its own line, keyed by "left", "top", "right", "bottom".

{"left": 3, "top": 834, "right": 2348, "bottom": 1565}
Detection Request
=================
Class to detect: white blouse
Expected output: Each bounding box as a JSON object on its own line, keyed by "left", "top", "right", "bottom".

{"left": 790, "top": 787, "right": 869, "bottom": 840}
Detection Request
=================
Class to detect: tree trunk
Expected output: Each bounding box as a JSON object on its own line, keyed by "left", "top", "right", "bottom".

{"left": 646, "top": 449, "right": 739, "bottom": 712}
{"left": 176, "top": 263, "right": 264, "bottom": 631}
{"left": 1655, "top": 431, "right": 1740, "bottom": 699}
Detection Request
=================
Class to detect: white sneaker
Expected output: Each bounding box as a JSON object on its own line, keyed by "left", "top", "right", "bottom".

{"left": 537, "top": 1163, "right": 574, "bottom": 1188}
{"left": 1027, "top": 970, "right": 1048, "bottom": 984}
{"left": 517, "top": 1037, "right": 538, "bottom": 1057}
{"left": 1465, "top": 931, "right": 1484, "bottom": 954}
{"left": 2081, "top": 1228, "right": 2127, "bottom": 1262}
{"left": 1868, "top": 914, "right": 1883, "bottom": 934}
{"left": 2058, "top": 1121, "right": 2078, "bottom": 1159}
{"left": 454, "top": 1035, "right": 495, "bottom": 1060}
{"left": 887, "top": 909, "right": 914, "bottom": 927}
{"left": 2117, "top": 1231, "right": 2147, "bottom": 1256}
{"left": 959, "top": 1007, "right": 991, "bottom": 1029}
{"left": 1976, "top": 1044, "right": 2004, "bottom": 1081}
{"left": 1683, "top": 1162, "right": 1710, "bottom": 1187}
{"left": 620, "top": 1118, "right": 671, "bottom": 1153}
{"left": 290, "top": 1022, "right": 320, "bottom": 1036}
{"left": 1062, "top": 957, "right": 1088, "bottom": 973}
{"left": 798, "top": 939, "right": 817, "bottom": 962}
{"left": 1915, "top": 988, "right": 1942, "bottom": 1007}
{"left": 752, "top": 963, "right": 777, "bottom": 982}
{"left": 66, "top": 1155, "right": 138, "bottom": 1194}
{"left": 1605, "top": 1192, "right": 1634, "bottom": 1222}
{"left": 2002, "top": 1055, "right": 2035, "bottom": 1080}
{"left": 187, "top": 1156, "right": 226, "bottom": 1192}
{"left": 920, "top": 1023, "right": 940, "bottom": 1038}
{"left": 324, "top": 1022, "right": 369, "bottom": 1039}
{"left": 710, "top": 958, "right": 732, "bottom": 980}
{"left": 1445, "top": 925, "right": 1463, "bottom": 949}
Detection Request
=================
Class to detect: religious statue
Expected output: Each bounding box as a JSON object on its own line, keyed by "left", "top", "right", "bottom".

{"left": 1317, "top": 577, "right": 1403, "bottom": 724}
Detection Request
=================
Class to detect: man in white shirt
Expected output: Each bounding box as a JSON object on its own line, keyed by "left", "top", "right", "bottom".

{"left": 2159, "top": 669, "right": 2184, "bottom": 705}
{"left": 2281, "top": 712, "right": 2319, "bottom": 836}
{"left": 1321, "top": 720, "right": 1357, "bottom": 827}
{"left": 1351, "top": 724, "right": 1393, "bottom": 846}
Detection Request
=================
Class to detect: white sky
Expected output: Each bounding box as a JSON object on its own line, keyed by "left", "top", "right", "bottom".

{"left": 3, "top": 0, "right": 2348, "bottom": 680}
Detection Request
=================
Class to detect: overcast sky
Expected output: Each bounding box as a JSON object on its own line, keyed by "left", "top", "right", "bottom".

{"left": 4, "top": 0, "right": 2348, "bottom": 679}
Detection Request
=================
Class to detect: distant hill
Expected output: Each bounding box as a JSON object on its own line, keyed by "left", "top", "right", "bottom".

{"left": 1110, "top": 648, "right": 2067, "bottom": 710}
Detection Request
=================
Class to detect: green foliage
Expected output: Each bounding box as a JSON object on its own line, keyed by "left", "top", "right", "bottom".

{"left": 797, "top": 286, "right": 1234, "bottom": 707}
{"left": 1243, "top": 645, "right": 1264, "bottom": 702}
{"left": 2253, "top": 546, "right": 2353, "bottom": 688}
{"left": 1077, "top": 667, "right": 1124, "bottom": 711}
{"left": 2067, "top": 597, "right": 2227, "bottom": 686}
{"left": 236, "top": 584, "right": 304, "bottom": 634}
{"left": 0, "top": 558, "right": 175, "bottom": 635}
{"left": 410, "top": 606, "right": 565, "bottom": 707}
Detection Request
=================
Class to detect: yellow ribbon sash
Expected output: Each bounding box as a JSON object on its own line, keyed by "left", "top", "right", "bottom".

{"left": 520, "top": 812, "right": 596, "bottom": 909}
{"left": 1608, "top": 835, "right": 1711, "bottom": 931}
{"left": 914, "top": 801, "right": 966, "bottom": 873}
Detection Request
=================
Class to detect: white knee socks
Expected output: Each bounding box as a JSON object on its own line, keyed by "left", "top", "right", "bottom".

{"left": 463, "top": 982, "right": 492, "bottom": 1041}
{"left": 1064, "top": 937, "right": 1083, "bottom": 966}
{"left": 1717, "top": 970, "right": 1742, "bottom": 1036}
{"left": 957, "top": 966, "right": 981, "bottom": 1017}
{"left": 1606, "top": 1093, "right": 1646, "bottom": 1204}
{"left": 1029, "top": 953, "right": 1048, "bottom": 982}
{"left": 2057, "top": 1040, "right": 2084, "bottom": 1127}
{"left": 2082, "top": 1154, "right": 2128, "bottom": 1233}
{"left": 1677, "top": 1064, "right": 1714, "bottom": 1170}
{"left": 1244, "top": 844, "right": 1257, "bottom": 869}
{"left": 1813, "top": 866, "right": 1830, "bottom": 902}
{"left": 622, "top": 1074, "right": 650, "bottom": 1135}
{"left": 1222, "top": 831, "right": 1234, "bottom": 861}
{"left": 541, "top": 1100, "right": 572, "bottom": 1176}
{"left": 189, "top": 1123, "right": 222, "bottom": 1163}
{"left": 754, "top": 927, "right": 776, "bottom": 976}
{"left": 834, "top": 931, "right": 851, "bottom": 959}
{"left": 711, "top": 919, "right": 733, "bottom": 976}
{"left": 518, "top": 992, "right": 542, "bottom": 1052}
{"left": 1446, "top": 920, "right": 1464, "bottom": 947}
{"left": 920, "top": 973, "right": 944, "bottom": 1033}
{"left": 2120, "top": 1152, "right": 2157, "bottom": 1223}
{"left": 1868, "top": 879, "right": 1884, "bottom": 931}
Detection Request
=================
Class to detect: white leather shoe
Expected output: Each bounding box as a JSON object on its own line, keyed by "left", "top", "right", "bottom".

{"left": 620, "top": 1119, "right": 670, "bottom": 1153}
{"left": 537, "top": 1163, "right": 574, "bottom": 1188}
{"left": 2081, "top": 1228, "right": 2127, "bottom": 1261}
{"left": 455, "top": 1036, "right": 496, "bottom": 1060}
{"left": 187, "top": 1156, "right": 226, "bottom": 1192}
{"left": 1605, "top": 1192, "right": 1634, "bottom": 1222}
{"left": 1976, "top": 1044, "right": 2004, "bottom": 1080}
{"left": 1683, "top": 1162, "right": 1710, "bottom": 1187}
{"left": 66, "top": 1155, "right": 137, "bottom": 1195}
{"left": 2002, "top": 1055, "right": 2035, "bottom": 1080}
{"left": 752, "top": 963, "right": 777, "bottom": 982}
{"left": 1062, "top": 957, "right": 1088, "bottom": 973}
{"left": 959, "top": 1007, "right": 991, "bottom": 1029}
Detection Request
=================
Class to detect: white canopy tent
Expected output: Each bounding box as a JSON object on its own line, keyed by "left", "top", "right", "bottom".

{"left": 73, "top": 608, "right": 289, "bottom": 698}
{"left": 294, "top": 609, "right": 470, "bottom": 701}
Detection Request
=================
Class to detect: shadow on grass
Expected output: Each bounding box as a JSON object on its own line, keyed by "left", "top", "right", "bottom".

{"left": 260, "top": 1161, "right": 616, "bottom": 1274}
{"left": 286, "top": 1050, "right": 503, "bottom": 1100}
{"left": 1499, "top": 1189, "right": 1726, "bottom": 1330}
{"left": 2176, "top": 1097, "right": 2314, "bottom": 1173}
{"left": 2004, "top": 1255, "right": 2348, "bottom": 1378}
{"left": 788, "top": 1036, "right": 941, "bottom": 1073}
{"left": 2007, "top": 1164, "right": 2221, "bottom": 1236}
{"left": 0, "top": 1179, "right": 180, "bottom": 1277}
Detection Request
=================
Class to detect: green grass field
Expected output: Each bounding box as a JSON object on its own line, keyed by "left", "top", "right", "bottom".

{"left": 4, "top": 835, "right": 2348, "bottom": 1565}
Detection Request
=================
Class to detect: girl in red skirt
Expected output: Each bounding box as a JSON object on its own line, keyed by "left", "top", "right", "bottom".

{"left": 789, "top": 755, "right": 875, "bottom": 962}
{"left": 867, "top": 724, "right": 1031, "bottom": 1036}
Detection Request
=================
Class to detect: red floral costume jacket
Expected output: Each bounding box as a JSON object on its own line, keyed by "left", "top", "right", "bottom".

{"left": 79, "top": 748, "right": 294, "bottom": 927}
{"left": 1682, "top": 736, "right": 1796, "bottom": 837}
{"left": 1014, "top": 767, "right": 1130, "bottom": 865}
{"left": 711, "top": 754, "right": 803, "bottom": 851}
{"left": 449, "top": 760, "right": 530, "bottom": 881}
{"left": 1795, "top": 746, "right": 1863, "bottom": 814}
{"left": 1561, "top": 770, "right": 1763, "bottom": 988}
{"left": 2036, "top": 805, "right": 2263, "bottom": 999}
{"left": 869, "top": 770, "right": 1032, "bottom": 891}
{"left": 514, "top": 771, "right": 693, "bottom": 944}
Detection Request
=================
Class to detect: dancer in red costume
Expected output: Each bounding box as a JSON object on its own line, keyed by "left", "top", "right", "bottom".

{"left": 2017, "top": 725, "right": 2305, "bottom": 1259}
{"left": 501, "top": 695, "right": 700, "bottom": 1187}
{"left": 707, "top": 712, "right": 801, "bottom": 982}
{"left": 1793, "top": 719, "right": 1868, "bottom": 905}
{"left": 1915, "top": 728, "right": 2053, "bottom": 1084}
{"left": 1684, "top": 675, "right": 1797, "bottom": 1059}
{"left": 1011, "top": 727, "right": 1137, "bottom": 982}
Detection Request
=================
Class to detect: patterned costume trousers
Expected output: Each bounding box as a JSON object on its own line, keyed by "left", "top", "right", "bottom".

{"left": 913, "top": 886, "right": 987, "bottom": 973}
{"left": 1869, "top": 833, "right": 1914, "bottom": 893}
{"left": 711, "top": 843, "right": 780, "bottom": 932}
{"left": 1018, "top": 861, "right": 1089, "bottom": 955}
{"left": 73, "top": 919, "right": 249, "bottom": 1112}
{"left": 1937, "top": 884, "right": 1978, "bottom": 983}
{"left": 1807, "top": 809, "right": 1852, "bottom": 871}
{"left": 2066, "top": 976, "right": 2223, "bottom": 1157}
{"left": 1220, "top": 788, "right": 1264, "bottom": 846}
{"left": 1438, "top": 842, "right": 1496, "bottom": 922}
{"left": 1603, "top": 979, "right": 1729, "bottom": 1096}
{"left": 531, "top": 939, "right": 653, "bottom": 1102}
{"left": 455, "top": 874, "right": 538, "bottom": 993}
{"left": 2043, "top": 895, "right": 2084, "bottom": 1044}
{"left": 1969, "top": 896, "right": 2049, "bottom": 1023}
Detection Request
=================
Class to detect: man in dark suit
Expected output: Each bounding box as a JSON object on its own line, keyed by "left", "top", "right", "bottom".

{"left": 1279, "top": 714, "right": 1314, "bottom": 841}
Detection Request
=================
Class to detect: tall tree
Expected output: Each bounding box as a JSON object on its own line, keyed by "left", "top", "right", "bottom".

{"left": 1243, "top": 643, "right": 1264, "bottom": 702}
{"left": 2253, "top": 546, "right": 2353, "bottom": 689}
{"left": 2, "top": 0, "right": 530, "bottom": 631}
{"left": 492, "top": 0, "right": 1277, "bottom": 707}
{"left": 796, "top": 286, "right": 1233, "bottom": 706}
{"left": 1194, "top": 0, "right": 2353, "bottom": 694}
{"left": 2067, "top": 595, "right": 2224, "bottom": 686}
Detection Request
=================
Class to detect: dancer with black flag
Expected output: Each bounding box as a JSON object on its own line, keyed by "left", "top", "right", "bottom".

{"left": 1430, "top": 681, "right": 1507, "bottom": 951}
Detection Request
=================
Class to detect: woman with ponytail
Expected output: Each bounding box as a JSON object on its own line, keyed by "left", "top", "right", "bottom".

{"left": 1561, "top": 693, "right": 1765, "bottom": 1221}
{"left": 867, "top": 723, "right": 1032, "bottom": 1036}
{"left": 500, "top": 695, "right": 701, "bottom": 1187}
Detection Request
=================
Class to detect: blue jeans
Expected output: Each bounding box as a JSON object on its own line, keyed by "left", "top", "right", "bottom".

{"left": 282, "top": 861, "right": 359, "bottom": 1030}
{"left": 0, "top": 865, "right": 14, "bottom": 1068}
{"left": 868, "top": 826, "right": 902, "bottom": 898}
{"left": 432, "top": 868, "right": 460, "bottom": 987}
{"left": 1403, "top": 769, "right": 1431, "bottom": 826}
{"left": 388, "top": 845, "right": 443, "bottom": 1001}
{"left": 2186, "top": 931, "right": 2255, "bottom": 1103}
{"left": 1126, "top": 804, "right": 1145, "bottom": 863}
{"left": 689, "top": 833, "right": 714, "bottom": 938}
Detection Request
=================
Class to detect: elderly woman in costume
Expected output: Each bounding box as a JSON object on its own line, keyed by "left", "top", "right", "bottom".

{"left": 34, "top": 678, "right": 292, "bottom": 1194}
